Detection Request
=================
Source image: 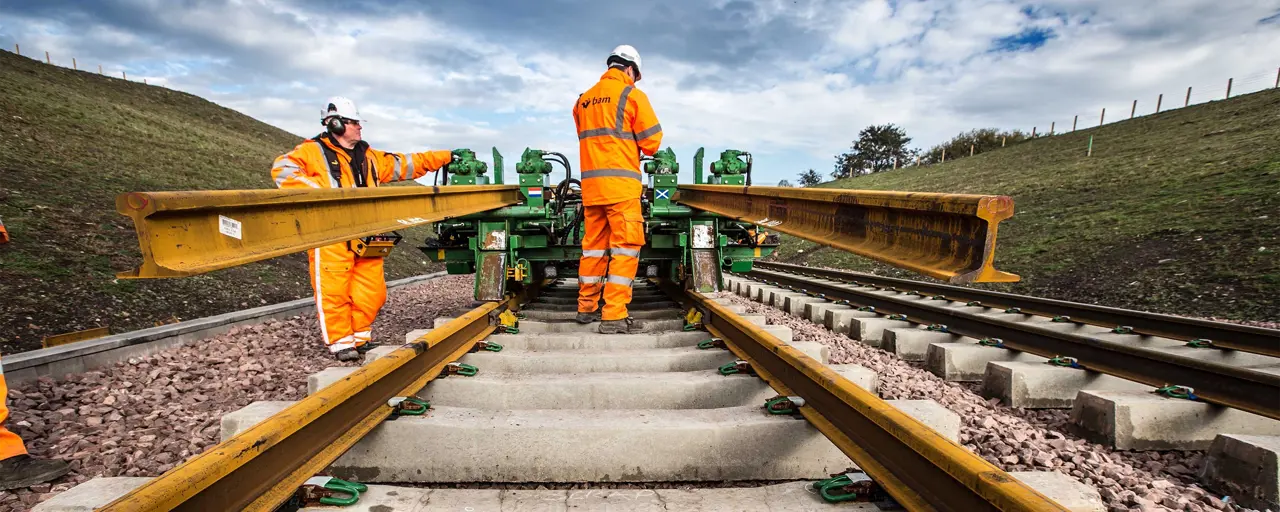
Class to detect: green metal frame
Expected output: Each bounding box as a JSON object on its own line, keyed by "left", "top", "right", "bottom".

{"left": 422, "top": 147, "right": 780, "bottom": 300}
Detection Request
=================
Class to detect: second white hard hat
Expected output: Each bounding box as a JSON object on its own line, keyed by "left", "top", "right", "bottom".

{"left": 321, "top": 96, "right": 363, "bottom": 123}
{"left": 609, "top": 45, "right": 642, "bottom": 80}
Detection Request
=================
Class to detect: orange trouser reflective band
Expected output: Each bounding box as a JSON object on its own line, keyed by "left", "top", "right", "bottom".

{"left": 577, "top": 198, "right": 644, "bottom": 321}
{"left": 0, "top": 355, "right": 28, "bottom": 461}
{"left": 308, "top": 243, "right": 388, "bottom": 353}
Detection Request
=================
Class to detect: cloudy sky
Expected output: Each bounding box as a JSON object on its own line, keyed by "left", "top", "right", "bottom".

{"left": 2, "top": 0, "right": 1279, "bottom": 186}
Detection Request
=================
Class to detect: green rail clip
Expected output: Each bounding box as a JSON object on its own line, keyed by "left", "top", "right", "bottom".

{"left": 887, "top": 314, "right": 908, "bottom": 321}
{"left": 1052, "top": 315, "right": 1072, "bottom": 323}
{"left": 697, "top": 338, "right": 726, "bottom": 350}
{"left": 298, "top": 476, "right": 368, "bottom": 507}
{"left": 1048, "top": 356, "right": 1081, "bottom": 369}
{"left": 966, "top": 301, "right": 983, "bottom": 307}
{"left": 387, "top": 396, "right": 431, "bottom": 417}
{"left": 1187, "top": 339, "right": 1214, "bottom": 348}
{"left": 857, "top": 306, "right": 876, "bottom": 313}
{"left": 1112, "top": 326, "right": 1134, "bottom": 334}
{"left": 719, "top": 360, "right": 750, "bottom": 376}
{"left": 978, "top": 337, "right": 1005, "bottom": 348}
{"left": 764, "top": 395, "right": 804, "bottom": 415}
{"left": 926, "top": 324, "right": 949, "bottom": 332}
{"left": 1004, "top": 307, "right": 1022, "bottom": 314}
{"left": 810, "top": 472, "right": 879, "bottom": 504}
{"left": 446, "top": 362, "right": 479, "bottom": 377}
{"left": 1155, "top": 385, "right": 1198, "bottom": 400}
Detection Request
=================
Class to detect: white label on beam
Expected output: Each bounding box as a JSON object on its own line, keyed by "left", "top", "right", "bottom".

{"left": 218, "top": 215, "right": 242, "bottom": 240}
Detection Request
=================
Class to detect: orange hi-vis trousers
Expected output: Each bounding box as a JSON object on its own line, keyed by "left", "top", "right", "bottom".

{"left": 577, "top": 198, "right": 645, "bottom": 321}
{"left": 309, "top": 242, "right": 387, "bottom": 353}
{"left": 0, "top": 355, "right": 29, "bottom": 461}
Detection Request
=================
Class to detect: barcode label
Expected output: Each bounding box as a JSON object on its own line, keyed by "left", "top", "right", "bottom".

{"left": 219, "top": 215, "right": 242, "bottom": 240}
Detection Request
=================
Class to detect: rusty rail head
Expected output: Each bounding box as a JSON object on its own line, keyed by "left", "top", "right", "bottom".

{"left": 675, "top": 185, "right": 1018, "bottom": 283}
{"left": 116, "top": 186, "right": 522, "bottom": 279}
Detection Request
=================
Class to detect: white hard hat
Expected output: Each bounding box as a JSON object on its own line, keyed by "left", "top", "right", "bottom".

{"left": 608, "top": 44, "right": 642, "bottom": 80}
{"left": 321, "top": 96, "right": 363, "bottom": 123}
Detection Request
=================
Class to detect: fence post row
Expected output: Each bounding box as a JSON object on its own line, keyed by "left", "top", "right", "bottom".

{"left": 1156, "top": 94, "right": 1163, "bottom": 114}
{"left": 1226, "top": 78, "right": 1233, "bottom": 99}
{"left": 1185, "top": 87, "right": 1192, "bottom": 107}
{"left": 1072, "top": 115, "right": 1078, "bottom": 132}
{"left": 1130, "top": 100, "right": 1137, "bottom": 119}
{"left": 1100, "top": 108, "right": 1106, "bottom": 126}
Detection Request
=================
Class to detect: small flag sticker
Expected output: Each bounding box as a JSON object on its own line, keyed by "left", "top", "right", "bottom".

{"left": 528, "top": 187, "right": 543, "bottom": 197}
{"left": 656, "top": 189, "right": 670, "bottom": 199}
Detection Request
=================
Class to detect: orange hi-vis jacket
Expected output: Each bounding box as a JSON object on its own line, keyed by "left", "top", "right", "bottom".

{"left": 573, "top": 68, "right": 663, "bottom": 206}
{"left": 271, "top": 135, "right": 452, "bottom": 352}
{"left": 271, "top": 134, "right": 452, "bottom": 190}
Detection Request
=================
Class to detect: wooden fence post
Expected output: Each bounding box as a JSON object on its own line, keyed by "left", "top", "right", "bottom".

{"left": 1072, "top": 115, "right": 1078, "bottom": 132}
{"left": 72, "top": 58, "right": 77, "bottom": 71}
{"left": 1226, "top": 78, "right": 1233, "bottom": 99}
{"left": 970, "top": 144, "right": 975, "bottom": 156}
{"left": 1099, "top": 108, "right": 1106, "bottom": 126}
{"left": 1032, "top": 126, "right": 1037, "bottom": 138}
{"left": 941, "top": 148, "right": 946, "bottom": 163}
{"left": 1130, "top": 100, "right": 1137, "bottom": 119}
{"left": 143, "top": 78, "right": 148, "bottom": 85}
{"left": 122, "top": 71, "right": 127, "bottom": 80}
{"left": 45, "top": 51, "right": 50, "bottom": 64}
{"left": 1275, "top": 67, "right": 1279, "bottom": 88}
{"left": 1001, "top": 136, "right": 1006, "bottom": 147}
{"left": 1050, "top": 121, "right": 1055, "bottom": 136}
{"left": 1185, "top": 87, "right": 1192, "bottom": 107}
{"left": 915, "top": 156, "right": 920, "bottom": 166}
{"left": 98, "top": 64, "right": 103, "bottom": 75}
{"left": 13, "top": 43, "right": 17, "bottom": 56}
{"left": 1156, "top": 94, "right": 1163, "bottom": 113}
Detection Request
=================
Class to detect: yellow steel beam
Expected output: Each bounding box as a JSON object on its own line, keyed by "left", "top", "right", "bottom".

{"left": 675, "top": 185, "right": 1018, "bottom": 283}
{"left": 98, "top": 301, "right": 503, "bottom": 511}
{"left": 116, "top": 185, "right": 522, "bottom": 278}
{"left": 671, "top": 284, "right": 1065, "bottom": 511}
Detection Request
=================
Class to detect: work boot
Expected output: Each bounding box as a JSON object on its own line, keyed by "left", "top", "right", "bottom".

{"left": 599, "top": 317, "right": 644, "bottom": 334}
{"left": 0, "top": 455, "right": 70, "bottom": 491}
{"left": 575, "top": 311, "right": 601, "bottom": 324}
{"left": 356, "top": 342, "right": 378, "bottom": 354}
{"left": 334, "top": 348, "right": 360, "bottom": 362}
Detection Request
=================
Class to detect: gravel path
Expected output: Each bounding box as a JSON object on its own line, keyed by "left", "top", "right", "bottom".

{"left": 0, "top": 275, "right": 472, "bottom": 512}
{"left": 723, "top": 293, "right": 1246, "bottom": 512}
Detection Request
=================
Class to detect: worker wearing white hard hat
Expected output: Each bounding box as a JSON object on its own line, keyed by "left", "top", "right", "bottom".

{"left": 271, "top": 96, "right": 463, "bottom": 361}
{"left": 573, "top": 44, "right": 663, "bottom": 334}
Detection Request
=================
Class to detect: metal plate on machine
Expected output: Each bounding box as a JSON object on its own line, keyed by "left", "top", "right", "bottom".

{"left": 690, "top": 250, "right": 719, "bottom": 293}
{"left": 477, "top": 252, "right": 507, "bottom": 301}
{"left": 482, "top": 230, "right": 508, "bottom": 250}
{"left": 691, "top": 225, "right": 715, "bottom": 249}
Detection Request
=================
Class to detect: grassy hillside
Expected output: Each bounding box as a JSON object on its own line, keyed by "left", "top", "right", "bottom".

{"left": 0, "top": 51, "right": 440, "bottom": 353}
{"left": 774, "top": 88, "right": 1279, "bottom": 321}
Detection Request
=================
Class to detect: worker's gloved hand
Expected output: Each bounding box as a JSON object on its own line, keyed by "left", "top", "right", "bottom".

{"left": 450, "top": 149, "right": 468, "bottom": 162}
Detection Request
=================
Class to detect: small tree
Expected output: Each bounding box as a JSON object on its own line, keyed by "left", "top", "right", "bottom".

{"left": 798, "top": 169, "right": 823, "bottom": 187}
{"left": 777, "top": 179, "right": 793, "bottom": 187}
{"left": 832, "top": 124, "right": 913, "bottom": 179}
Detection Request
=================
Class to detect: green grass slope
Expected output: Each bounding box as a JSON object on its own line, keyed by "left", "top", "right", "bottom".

{"left": 0, "top": 51, "right": 439, "bottom": 353}
{"left": 776, "top": 88, "right": 1279, "bottom": 321}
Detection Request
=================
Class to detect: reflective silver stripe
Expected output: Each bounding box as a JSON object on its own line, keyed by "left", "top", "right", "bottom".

{"left": 272, "top": 159, "right": 300, "bottom": 171}
{"left": 313, "top": 141, "right": 339, "bottom": 187}
{"left": 578, "top": 127, "right": 616, "bottom": 139}
{"left": 576, "top": 85, "right": 636, "bottom": 141}
{"left": 615, "top": 86, "right": 633, "bottom": 132}
{"left": 634, "top": 123, "right": 662, "bottom": 140}
{"left": 392, "top": 155, "right": 403, "bottom": 181}
{"left": 582, "top": 249, "right": 607, "bottom": 258}
{"left": 406, "top": 154, "right": 415, "bottom": 179}
{"left": 606, "top": 274, "right": 633, "bottom": 286}
{"left": 611, "top": 247, "right": 640, "bottom": 258}
{"left": 581, "top": 168, "right": 642, "bottom": 181}
{"left": 579, "top": 275, "right": 603, "bottom": 284}
{"left": 295, "top": 176, "right": 321, "bottom": 188}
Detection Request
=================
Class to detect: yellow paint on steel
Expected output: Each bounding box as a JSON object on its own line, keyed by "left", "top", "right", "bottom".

{"left": 116, "top": 185, "right": 522, "bottom": 279}
{"left": 680, "top": 288, "right": 1064, "bottom": 511}
{"left": 675, "top": 185, "right": 1018, "bottom": 284}
{"left": 99, "top": 301, "right": 503, "bottom": 512}
{"left": 41, "top": 326, "right": 109, "bottom": 348}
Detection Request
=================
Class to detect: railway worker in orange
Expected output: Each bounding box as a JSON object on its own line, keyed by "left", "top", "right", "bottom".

{"left": 271, "top": 97, "right": 458, "bottom": 361}
{"left": 573, "top": 45, "right": 663, "bottom": 334}
{"left": 0, "top": 355, "right": 70, "bottom": 489}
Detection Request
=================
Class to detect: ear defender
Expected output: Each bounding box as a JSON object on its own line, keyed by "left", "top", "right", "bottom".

{"left": 326, "top": 116, "right": 346, "bottom": 136}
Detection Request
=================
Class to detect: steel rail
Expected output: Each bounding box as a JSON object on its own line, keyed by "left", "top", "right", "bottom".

{"left": 674, "top": 185, "right": 1019, "bottom": 283}
{"left": 116, "top": 185, "right": 522, "bottom": 278}
{"left": 98, "top": 301, "right": 505, "bottom": 512}
{"left": 745, "top": 268, "right": 1280, "bottom": 421}
{"left": 757, "top": 261, "right": 1280, "bottom": 358}
{"left": 665, "top": 282, "right": 1068, "bottom": 511}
